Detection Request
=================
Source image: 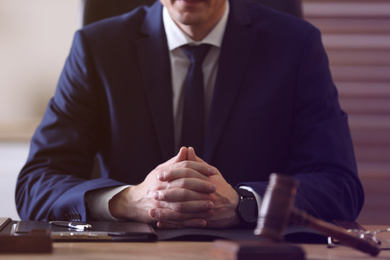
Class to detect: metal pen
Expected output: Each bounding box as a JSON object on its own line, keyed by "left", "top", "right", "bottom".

{"left": 49, "top": 221, "right": 92, "bottom": 230}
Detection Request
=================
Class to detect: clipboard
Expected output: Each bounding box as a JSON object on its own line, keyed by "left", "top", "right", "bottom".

{"left": 15, "top": 220, "right": 158, "bottom": 242}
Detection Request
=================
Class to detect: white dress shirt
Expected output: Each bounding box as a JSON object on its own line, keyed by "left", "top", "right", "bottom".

{"left": 86, "top": 3, "right": 230, "bottom": 221}
{"left": 163, "top": 3, "right": 229, "bottom": 151}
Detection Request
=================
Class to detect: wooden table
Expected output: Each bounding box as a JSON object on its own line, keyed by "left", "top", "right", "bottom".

{"left": 1, "top": 225, "right": 389, "bottom": 259}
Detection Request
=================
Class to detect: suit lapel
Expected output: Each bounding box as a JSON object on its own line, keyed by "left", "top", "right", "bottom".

{"left": 204, "top": 0, "right": 257, "bottom": 162}
{"left": 134, "top": 0, "right": 257, "bottom": 162}
{"left": 135, "top": 2, "right": 175, "bottom": 161}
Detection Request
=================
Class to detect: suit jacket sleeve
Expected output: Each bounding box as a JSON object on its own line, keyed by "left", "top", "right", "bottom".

{"left": 238, "top": 27, "right": 364, "bottom": 222}
{"left": 15, "top": 31, "right": 125, "bottom": 221}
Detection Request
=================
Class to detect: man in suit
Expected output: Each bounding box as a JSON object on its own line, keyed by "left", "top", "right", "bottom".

{"left": 16, "top": 0, "right": 364, "bottom": 228}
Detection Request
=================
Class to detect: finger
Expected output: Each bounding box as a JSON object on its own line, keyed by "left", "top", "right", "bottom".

{"left": 174, "top": 146, "right": 188, "bottom": 163}
{"left": 187, "top": 147, "right": 203, "bottom": 163}
{"left": 158, "top": 165, "right": 210, "bottom": 182}
{"left": 169, "top": 160, "right": 210, "bottom": 174}
{"left": 187, "top": 147, "right": 219, "bottom": 176}
{"left": 158, "top": 147, "right": 188, "bottom": 168}
{"left": 159, "top": 162, "right": 214, "bottom": 181}
{"left": 156, "top": 219, "right": 207, "bottom": 229}
{"left": 156, "top": 200, "right": 214, "bottom": 213}
{"left": 150, "top": 201, "right": 213, "bottom": 219}
{"left": 154, "top": 188, "right": 214, "bottom": 202}
{"left": 159, "top": 178, "right": 216, "bottom": 195}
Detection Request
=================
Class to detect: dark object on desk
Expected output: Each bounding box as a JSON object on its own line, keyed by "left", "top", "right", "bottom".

{"left": 155, "top": 225, "right": 326, "bottom": 243}
{"left": 10, "top": 220, "right": 326, "bottom": 243}
{"left": 80, "top": 0, "right": 302, "bottom": 27}
{"left": 290, "top": 208, "right": 380, "bottom": 256}
{"left": 213, "top": 240, "right": 305, "bottom": 260}
{"left": 15, "top": 221, "right": 157, "bottom": 242}
{"left": 0, "top": 229, "right": 52, "bottom": 253}
{"left": 255, "top": 173, "right": 299, "bottom": 241}
{"left": 212, "top": 173, "right": 380, "bottom": 259}
{"left": 0, "top": 218, "right": 11, "bottom": 232}
{"left": 257, "top": 174, "right": 380, "bottom": 257}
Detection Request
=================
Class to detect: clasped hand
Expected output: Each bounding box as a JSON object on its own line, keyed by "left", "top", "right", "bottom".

{"left": 109, "top": 147, "right": 240, "bottom": 228}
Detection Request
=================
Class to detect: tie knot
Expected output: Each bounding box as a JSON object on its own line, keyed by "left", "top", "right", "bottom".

{"left": 181, "top": 44, "right": 211, "bottom": 64}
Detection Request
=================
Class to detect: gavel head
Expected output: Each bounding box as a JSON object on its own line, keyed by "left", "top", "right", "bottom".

{"left": 254, "top": 173, "right": 299, "bottom": 242}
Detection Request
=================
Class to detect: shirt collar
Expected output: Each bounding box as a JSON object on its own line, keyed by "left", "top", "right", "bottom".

{"left": 163, "top": 1, "right": 229, "bottom": 51}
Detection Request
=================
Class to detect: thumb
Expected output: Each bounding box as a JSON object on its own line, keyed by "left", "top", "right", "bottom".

{"left": 187, "top": 147, "right": 204, "bottom": 162}
{"left": 156, "top": 147, "right": 188, "bottom": 169}
{"left": 174, "top": 146, "right": 188, "bottom": 162}
{"left": 188, "top": 147, "right": 218, "bottom": 176}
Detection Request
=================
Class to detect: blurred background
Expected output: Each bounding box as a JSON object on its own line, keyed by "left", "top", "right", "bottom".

{"left": 0, "top": 0, "right": 389, "bottom": 224}
{"left": 0, "top": 0, "right": 80, "bottom": 219}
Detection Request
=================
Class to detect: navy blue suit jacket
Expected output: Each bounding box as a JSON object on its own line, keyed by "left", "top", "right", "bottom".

{"left": 16, "top": 0, "right": 364, "bottom": 222}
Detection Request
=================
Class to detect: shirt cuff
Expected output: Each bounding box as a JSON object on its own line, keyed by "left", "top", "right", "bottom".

{"left": 86, "top": 185, "right": 130, "bottom": 221}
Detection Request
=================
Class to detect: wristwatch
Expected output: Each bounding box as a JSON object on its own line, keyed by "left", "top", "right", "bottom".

{"left": 235, "top": 188, "right": 258, "bottom": 225}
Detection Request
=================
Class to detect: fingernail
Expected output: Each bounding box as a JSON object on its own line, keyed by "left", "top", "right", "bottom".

{"left": 153, "top": 191, "right": 160, "bottom": 200}
{"left": 206, "top": 201, "right": 214, "bottom": 209}
{"left": 178, "top": 147, "right": 184, "bottom": 155}
{"left": 149, "top": 209, "right": 157, "bottom": 219}
{"left": 198, "top": 220, "right": 207, "bottom": 227}
{"left": 158, "top": 172, "right": 165, "bottom": 181}
{"left": 210, "top": 184, "right": 216, "bottom": 192}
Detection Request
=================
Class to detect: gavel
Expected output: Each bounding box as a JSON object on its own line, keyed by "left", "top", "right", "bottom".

{"left": 255, "top": 173, "right": 380, "bottom": 257}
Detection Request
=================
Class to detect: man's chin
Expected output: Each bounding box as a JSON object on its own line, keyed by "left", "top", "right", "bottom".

{"left": 175, "top": 0, "right": 207, "bottom": 9}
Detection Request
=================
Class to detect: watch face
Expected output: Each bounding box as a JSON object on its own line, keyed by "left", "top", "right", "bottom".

{"left": 239, "top": 197, "right": 258, "bottom": 223}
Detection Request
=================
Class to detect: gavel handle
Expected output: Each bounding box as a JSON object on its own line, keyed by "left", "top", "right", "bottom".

{"left": 290, "top": 208, "right": 380, "bottom": 257}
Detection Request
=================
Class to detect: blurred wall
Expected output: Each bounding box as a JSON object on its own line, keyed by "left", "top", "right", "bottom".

{"left": 0, "top": 0, "right": 80, "bottom": 139}
{"left": 0, "top": 0, "right": 80, "bottom": 220}
{"left": 303, "top": 0, "right": 390, "bottom": 225}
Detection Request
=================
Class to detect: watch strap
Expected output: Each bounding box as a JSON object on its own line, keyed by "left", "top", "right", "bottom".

{"left": 235, "top": 188, "right": 258, "bottom": 227}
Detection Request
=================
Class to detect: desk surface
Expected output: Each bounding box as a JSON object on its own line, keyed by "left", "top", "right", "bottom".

{"left": 1, "top": 225, "right": 390, "bottom": 260}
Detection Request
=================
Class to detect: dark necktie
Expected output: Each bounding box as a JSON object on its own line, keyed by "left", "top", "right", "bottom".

{"left": 180, "top": 44, "right": 211, "bottom": 157}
